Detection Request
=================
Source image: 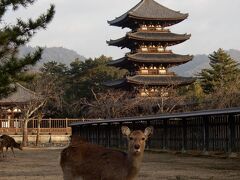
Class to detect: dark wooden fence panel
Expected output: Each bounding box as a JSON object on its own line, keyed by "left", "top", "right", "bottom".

{"left": 234, "top": 115, "right": 240, "bottom": 151}
{"left": 149, "top": 119, "right": 165, "bottom": 149}
{"left": 185, "top": 117, "right": 204, "bottom": 151}
{"left": 71, "top": 108, "right": 240, "bottom": 153}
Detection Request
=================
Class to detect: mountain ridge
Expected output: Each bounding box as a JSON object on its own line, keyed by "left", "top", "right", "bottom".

{"left": 18, "top": 46, "right": 240, "bottom": 76}
{"left": 19, "top": 46, "right": 86, "bottom": 68}
{"left": 172, "top": 49, "right": 240, "bottom": 77}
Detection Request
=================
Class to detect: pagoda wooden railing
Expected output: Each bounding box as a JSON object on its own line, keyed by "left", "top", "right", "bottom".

{"left": 136, "top": 70, "right": 175, "bottom": 76}
{"left": 138, "top": 27, "right": 170, "bottom": 32}
{"left": 0, "top": 118, "right": 99, "bottom": 135}
{"left": 136, "top": 48, "right": 173, "bottom": 54}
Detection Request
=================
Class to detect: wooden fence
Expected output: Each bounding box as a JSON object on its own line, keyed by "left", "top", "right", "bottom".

{"left": 0, "top": 118, "right": 94, "bottom": 135}
{"left": 70, "top": 108, "right": 240, "bottom": 153}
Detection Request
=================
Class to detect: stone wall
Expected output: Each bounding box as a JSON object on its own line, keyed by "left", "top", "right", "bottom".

{"left": 9, "top": 135, "right": 70, "bottom": 144}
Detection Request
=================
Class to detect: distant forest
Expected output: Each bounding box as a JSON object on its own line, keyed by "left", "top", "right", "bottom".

{"left": 22, "top": 48, "right": 240, "bottom": 119}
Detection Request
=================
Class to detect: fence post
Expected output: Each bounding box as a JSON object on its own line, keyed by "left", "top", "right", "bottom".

{"left": 97, "top": 124, "right": 100, "bottom": 145}
{"left": 147, "top": 120, "right": 152, "bottom": 149}
{"left": 163, "top": 119, "right": 168, "bottom": 150}
{"left": 227, "top": 115, "right": 237, "bottom": 157}
{"left": 65, "top": 118, "right": 68, "bottom": 128}
{"left": 119, "top": 122, "right": 122, "bottom": 148}
{"left": 49, "top": 118, "right": 52, "bottom": 134}
{"left": 65, "top": 118, "right": 68, "bottom": 134}
{"left": 181, "top": 118, "right": 187, "bottom": 153}
{"left": 202, "top": 116, "right": 209, "bottom": 155}
{"left": 107, "top": 123, "right": 111, "bottom": 148}
{"left": 14, "top": 118, "right": 18, "bottom": 134}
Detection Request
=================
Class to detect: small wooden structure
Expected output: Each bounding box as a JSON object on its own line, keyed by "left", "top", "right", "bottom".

{"left": 0, "top": 83, "right": 37, "bottom": 128}
{"left": 0, "top": 84, "right": 98, "bottom": 135}
{"left": 70, "top": 107, "right": 240, "bottom": 153}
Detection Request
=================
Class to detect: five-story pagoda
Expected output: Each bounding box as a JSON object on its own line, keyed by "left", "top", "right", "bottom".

{"left": 105, "top": 0, "right": 195, "bottom": 97}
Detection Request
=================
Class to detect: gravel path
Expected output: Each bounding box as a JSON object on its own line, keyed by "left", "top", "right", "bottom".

{"left": 0, "top": 148, "right": 240, "bottom": 180}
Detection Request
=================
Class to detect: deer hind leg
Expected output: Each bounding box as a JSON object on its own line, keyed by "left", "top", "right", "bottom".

{"left": 11, "top": 147, "right": 15, "bottom": 157}
{"left": 0, "top": 148, "right": 4, "bottom": 158}
{"left": 63, "top": 173, "right": 83, "bottom": 180}
{"left": 4, "top": 147, "right": 8, "bottom": 158}
{"left": 73, "top": 177, "right": 83, "bottom": 180}
{"left": 62, "top": 166, "right": 80, "bottom": 180}
{"left": 63, "top": 172, "right": 73, "bottom": 180}
{"left": 62, "top": 171, "right": 83, "bottom": 180}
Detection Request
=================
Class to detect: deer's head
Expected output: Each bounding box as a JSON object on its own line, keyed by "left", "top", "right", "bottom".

{"left": 17, "top": 143, "right": 23, "bottom": 150}
{"left": 121, "top": 126, "right": 153, "bottom": 156}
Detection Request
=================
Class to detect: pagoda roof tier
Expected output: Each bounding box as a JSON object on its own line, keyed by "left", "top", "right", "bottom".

{"left": 108, "top": 0, "right": 188, "bottom": 28}
{"left": 104, "top": 79, "right": 128, "bottom": 89}
{"left": 108, "top": 53, "right": 193, "bottom": 69}
{"left": 127, "top": 75, "right": 195, "bottom": 86}
{"left": 107, "top": 32, "right": 191, "bottom": 49}
{"left": 104, "top": 75, "right": 195, "bottom": 87}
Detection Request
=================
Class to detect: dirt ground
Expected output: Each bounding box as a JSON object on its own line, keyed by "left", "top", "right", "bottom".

{"left": 0, "top": 148, "right": 240, "bottom": 180}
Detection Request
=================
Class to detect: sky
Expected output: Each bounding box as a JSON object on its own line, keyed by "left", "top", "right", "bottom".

{"left": 4, "top": 0, "right": 240, "bottom": 59}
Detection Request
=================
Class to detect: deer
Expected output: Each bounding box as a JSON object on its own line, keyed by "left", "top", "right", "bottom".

{"left": 60, "top": 126, "right": 153, "bottom": 180}
{"left": 0, "top": 134, "right": 23, "bottom": 157}
{"left": 0, "top": 138, "right": 4, "bottom": 158}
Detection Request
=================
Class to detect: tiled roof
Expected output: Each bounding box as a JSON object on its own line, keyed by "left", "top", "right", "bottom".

{"left": 108, "top": 53, "right": 193, "bottom": 68}
{"left": 107, "top": 32, "right": 190, "bottom": 48}
{"left": 128, "top": 53, "right": 193, "bottom": 63}
{"left": 129, "top": 32, "right": 190, "bottom": 41}
{"left": 127, "top": 75, "right": 195, "bottom": 86}
{"left": 103, "top": 79, "right": 127, "bottom": 88}
{"left": 104, "top": 75, "right": 195, "bottom": 87}
{"left": 108, "top": 0, "right": 188, "bottom": 27}
{"left": 0, "top": 83, "right": 37, "bottom": 105}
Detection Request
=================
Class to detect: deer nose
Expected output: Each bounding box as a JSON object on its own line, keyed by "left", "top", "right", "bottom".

{"left": 134, "top": 144, "right": 140, "bottom": 150}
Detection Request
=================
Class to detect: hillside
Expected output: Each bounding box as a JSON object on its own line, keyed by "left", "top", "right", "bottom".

{"left": 173, "top": 49, "right": 240, "bottom": 77}
{"left": 19, "top": 46, "right": 85, "bottom": 68}
{"left": 18, "top": 46, "right": 240, "bottom": 76}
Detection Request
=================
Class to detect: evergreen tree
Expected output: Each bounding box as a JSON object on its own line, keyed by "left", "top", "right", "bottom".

{"left": 198, "top": 48, "right": 240, "bottom": 93}
{"left": 64, "top": 55, "right": 126, "bottom": 117}
{"left": 66, "top": 55, "right": 126, "bottom": 100}
{"left": 0, "top": 0, "right": 55, "bottom": 98}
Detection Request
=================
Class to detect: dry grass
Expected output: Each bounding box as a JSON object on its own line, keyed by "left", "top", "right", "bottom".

{"left": 0, "top": 148, "right": 240, "bottom": 180}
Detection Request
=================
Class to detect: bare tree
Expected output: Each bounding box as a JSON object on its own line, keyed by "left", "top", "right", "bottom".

{"left": 36, "top": 111, "right": 43, "bottom": 146}
{"left": 83, "top": 90, "right": 142, "bottom": 118}
{"left": 83, "top": 86, "right": 187, "bottom": 119}
{"left": 21, "top": 95, "right": 46, "bottom": 146}
{"left": 21, "top": 74, "right": 64, "bottom": 146}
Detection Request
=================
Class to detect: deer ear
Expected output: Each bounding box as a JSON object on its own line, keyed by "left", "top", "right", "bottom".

{"left": 121, "top": 126, "right": 131, "bottom": 136}
{"left": 144, "top": 126, "right": 154, "bottom": 137}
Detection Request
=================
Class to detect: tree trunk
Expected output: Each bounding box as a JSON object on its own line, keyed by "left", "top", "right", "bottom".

{"left": 36, "top": 112, "right": 42, "bottom": 146}
{"left": 22, "top": 119, "right": 29, "bottom": 147}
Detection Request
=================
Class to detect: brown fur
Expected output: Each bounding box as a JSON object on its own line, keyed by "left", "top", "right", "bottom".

{"left": 0, "top": 139, "right": 4, "bottom": 158}
{"left": 60, "top": 126, "right": 153, "bottom": 180}
{"left": 0, "top": 134, "right": 23, "bottom": 157}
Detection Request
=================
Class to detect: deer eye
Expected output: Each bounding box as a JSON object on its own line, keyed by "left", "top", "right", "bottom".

{"left": 129, "top": 137, "right": 133, "bottom": 140}
{"left": 142, "top": 138, "right": 145, "bottom": 140}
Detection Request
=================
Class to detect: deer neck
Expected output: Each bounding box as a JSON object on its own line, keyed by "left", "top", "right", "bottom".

{"left": 127, "top": 152, "right": 144, "bottom": 178}
{"left": 14, "top": 142, "right": 20, "bottom": 149}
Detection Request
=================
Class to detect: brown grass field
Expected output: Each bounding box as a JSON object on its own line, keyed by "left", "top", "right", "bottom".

{"left": 0, "top": 147, "right": 240, "bottom": 180}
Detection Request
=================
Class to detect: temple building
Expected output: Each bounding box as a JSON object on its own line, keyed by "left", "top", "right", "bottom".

{"left": 105, "top": 0, "right": 195, "bottom": 97}
{"left": 0, "top": 83, "right": 37, "bottom": 128}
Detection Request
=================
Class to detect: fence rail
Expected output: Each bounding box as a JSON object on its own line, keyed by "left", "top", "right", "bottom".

{"left": 0, "top": 118, "right": 93, "bottom": 135}
{"left": 71, "top": 107, "right": 240, "bottom": 153}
